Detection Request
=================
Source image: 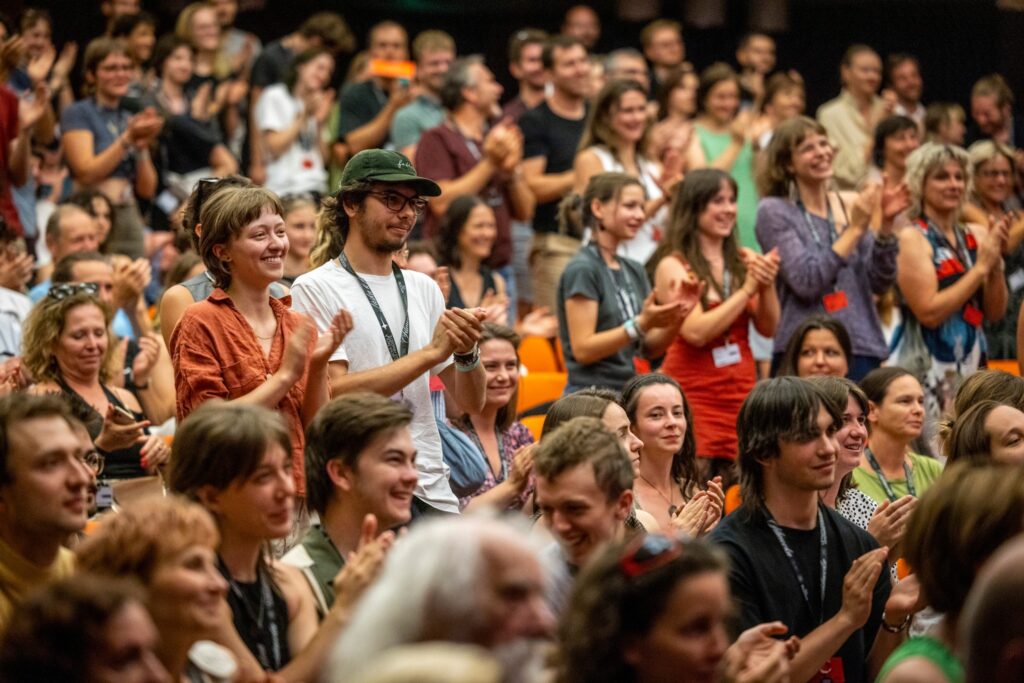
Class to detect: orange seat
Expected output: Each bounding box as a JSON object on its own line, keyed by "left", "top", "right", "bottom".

{"left": 988, "top": 359, "right": 1021, "bottom": 376}
{"left": 724, "top": 484, "right": 742, "bottom": 515}
{"left": 517, "top": 372, "right": 567, "bottom": 414}
{"left": 519, "top": 336, "right": 559, "bottom": 373}
{"left": 520, "top": 414, "right": 547, "bottom": 441}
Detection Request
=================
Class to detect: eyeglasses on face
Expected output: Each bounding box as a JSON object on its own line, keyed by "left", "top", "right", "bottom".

{"left": 47, "top": 282, "right": 99, "bottom": 301}
{"left": 82, "top": 449, "right": 105, "bottom": 476}
{"left": 618, "top": 533, "right": 683, "bottom": 578}
{"left": 367, "top": 190, "right": 429, "bottom": 216}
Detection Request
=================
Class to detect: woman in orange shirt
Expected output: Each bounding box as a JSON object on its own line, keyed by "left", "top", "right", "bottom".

{"left": 170, "top": 186, "right": 350, "bottom": 494}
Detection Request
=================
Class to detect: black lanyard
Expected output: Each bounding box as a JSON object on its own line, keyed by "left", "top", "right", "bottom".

{"left": 766, "top": 507, "right": 828, "bottom": 625}
{"left": 589, "top": 243, "right": 639, "bottom": 326}
{"left": 218, "top": 557, "right": 283, "bottom": 671}
{"left": 796, "top": 198, "right": 838, "bottom": 247}
{"left": 338, "top": 252, "right": 409, "bottom": 362}
{"left": 864, "top": 447, "right": 916, "bottom": 501}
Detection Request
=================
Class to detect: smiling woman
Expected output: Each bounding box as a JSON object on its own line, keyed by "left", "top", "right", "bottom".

{"left": 170, "top": 186, "right": 352, "bottom": 496}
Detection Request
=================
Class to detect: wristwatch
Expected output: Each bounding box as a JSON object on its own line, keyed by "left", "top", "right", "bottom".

{"left": 880, "top": 611, "right": 911, "bottom": 633}
{"left": 454, "top": 344, "right": 480, "bottom": 369}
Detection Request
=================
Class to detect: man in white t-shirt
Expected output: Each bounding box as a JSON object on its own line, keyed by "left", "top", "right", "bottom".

{"left": 292, "top": 149, "right": 486, "bottom": 515}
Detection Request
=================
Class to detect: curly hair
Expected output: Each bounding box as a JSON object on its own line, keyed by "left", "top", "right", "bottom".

{"left": 621, "top": 373, "right": 700, "bottom": 500}
{"left": 76, "top": 496, "right": 219, "bottom": 583}
{"left": 756, "top": 115, "right": 829, "bottom": 197}
{"left": 558, "top": 535, "right": 727, "bottom": 683}
{"left": 21, "top": 292, "right": 115, "bottom": 384}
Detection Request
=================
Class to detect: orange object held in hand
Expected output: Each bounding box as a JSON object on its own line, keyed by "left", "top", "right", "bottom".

{"left": 368, "top": 59, "right": 416, "bottom": 81}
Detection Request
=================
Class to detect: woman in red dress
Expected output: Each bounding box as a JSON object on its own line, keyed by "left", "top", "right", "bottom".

{"left": 652, "top": 169, "right": 780, "bottom": 483}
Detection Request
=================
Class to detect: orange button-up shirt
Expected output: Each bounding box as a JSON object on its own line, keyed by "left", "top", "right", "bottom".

{"left": 170, "top": 289, "right": 314, "bottom": 495}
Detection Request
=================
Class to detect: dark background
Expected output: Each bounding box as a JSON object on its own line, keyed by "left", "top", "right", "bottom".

{"left": 10, "top": 0, "right": 1024, "bottom": 115}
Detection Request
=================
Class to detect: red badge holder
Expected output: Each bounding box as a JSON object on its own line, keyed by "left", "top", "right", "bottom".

{"left": 822, "top": 291, "right": 849, "bottom": 313}
{"left": 963, "top": 304, "right": 984, "bottom": 327}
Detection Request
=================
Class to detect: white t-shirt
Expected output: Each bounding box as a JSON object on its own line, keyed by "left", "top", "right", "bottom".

{"left": 291, "top": 260, "right": 458, "bottom": 513}
{"left": 255, "top": 84, "right": 328, "bottom": 195}
{"left": 0, "top": 287, "right": 32, "bottom": 358}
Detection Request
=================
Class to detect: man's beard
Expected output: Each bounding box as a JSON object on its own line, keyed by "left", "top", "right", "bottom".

{"left": 356, "top": 210, "right": 411, "bottom": 254}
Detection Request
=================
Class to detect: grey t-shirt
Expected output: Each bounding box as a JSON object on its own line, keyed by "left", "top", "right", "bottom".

{"left": 556, "top": 244, "right": 650, "bottom": 391}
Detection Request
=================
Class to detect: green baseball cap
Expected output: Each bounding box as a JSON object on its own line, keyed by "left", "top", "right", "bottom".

{"left": 336, "top": 149, "right": 441, "bottom": 197}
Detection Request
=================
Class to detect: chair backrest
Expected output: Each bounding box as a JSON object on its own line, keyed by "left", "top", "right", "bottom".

{"left": 517, "top": 372, "right": 568, "bottom": 414}
{"left": 519, "top": 414, "right": 546, "bottom": 442}
{"left": 519, "top": 336, "right": 559, "bottom": 373}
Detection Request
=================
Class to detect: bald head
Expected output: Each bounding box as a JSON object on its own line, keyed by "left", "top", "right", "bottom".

{"left": 960, "top": 534, "right": 1024, "bottom": 683}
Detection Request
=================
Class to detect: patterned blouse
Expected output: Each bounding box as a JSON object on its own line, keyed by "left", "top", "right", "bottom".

{"left": 455, "top": 419, "right": 535, "bottom": 511}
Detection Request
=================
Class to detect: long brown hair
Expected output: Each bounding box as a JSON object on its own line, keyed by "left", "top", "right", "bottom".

{"left": 577, "top": 79, "right": 651, "bottom": 162}
{"left": 649, "top": 169, "right": 744, "bottom": 306}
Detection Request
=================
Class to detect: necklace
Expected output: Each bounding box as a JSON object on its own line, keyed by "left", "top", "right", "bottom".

{"left": 638, "top": 473, "right": 678, "bottom": 517}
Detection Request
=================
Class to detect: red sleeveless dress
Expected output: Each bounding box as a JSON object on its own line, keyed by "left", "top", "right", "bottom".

{"left": 659, "top": 256, "right": 757, "bottom": 461}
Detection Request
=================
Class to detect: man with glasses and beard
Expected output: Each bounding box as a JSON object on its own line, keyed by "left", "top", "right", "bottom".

{"left": 292, "top": 149, "right": 487, "bottom": 517}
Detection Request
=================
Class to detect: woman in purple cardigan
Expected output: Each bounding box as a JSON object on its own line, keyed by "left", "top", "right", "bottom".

{"left": 755, "top": 116, "right": 909, "bottom": 380}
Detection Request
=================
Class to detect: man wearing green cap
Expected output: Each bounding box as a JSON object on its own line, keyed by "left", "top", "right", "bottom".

{"left": 292, "top": 149, "right": 486, "bottom": 515}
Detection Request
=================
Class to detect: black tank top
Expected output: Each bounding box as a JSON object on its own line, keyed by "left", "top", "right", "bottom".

{"left": 219, "top": 558, "right": 292, "bottom": 672}
{"left": 447, "top": 266, "right": 497, "bottom": 309}
{"left": 56, "top": 375, "right": 148, "bottom": 479}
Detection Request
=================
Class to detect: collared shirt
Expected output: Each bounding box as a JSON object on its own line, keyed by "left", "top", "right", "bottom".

{"left": 390, "top": 95, "right": 444, "bottom": 151}
{"left": 0, "top": 535, "right": 75, "bottom": 632}
{"left": 170, "top": 289, "right": 315, "bottom": 495}
{"left": 816, "top": 89, "right": 889, "bottom": 190}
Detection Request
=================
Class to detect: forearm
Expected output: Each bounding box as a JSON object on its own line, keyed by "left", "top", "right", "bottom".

{"left": 344, "top": 105, "right": 398, "bottom": 155}
{"left": 278, "top": 605, "right": 350, "bottom": 683}
{"left": 9, "top": 132, "right": 32, "bottom": 186}
{"left": 136, "top": 354, "right": 175, "bottom": 424}
{"left": 34, "top": 105, "right": 57, "bottom": 145}
{"left": 681, "top": 291, "right": 753, "bottom": 347}
{"left": 507, "top": 171, "right": 535, "bottom": 220}
{"left": 984, "top": 268, "right": 1008, "bottom": 321}
{"left": 526, "top": 170, "right": 574, "bottom": 204}
{"left": 263, "top": 117, "right": 306, "bottom": 158}
{"left": 449, "top": 362, "right": 487, "bottom": 413}
{"left": 906, "top": 267, "right": 988, "bottom": 328}
{"left": 832, "top": 225, "right": 867, "bottom": 260}
{"left": 463, "top": 479, "right": 522, "bottom": 512}
{"left": 642, "top": 325, "right": 676, "bottom": 359}
{"left": 432, "top": 160, "right": 497, "bottom": 215}
{"left": 569, "top": 325, "right": 632, "bottom": 366}
{"left": 301, "top": 363, "right": 331, "bottom": 425}
{"left": 134, "top": 150, "right": 158, "bottom": 198}
{"left": 69, "top": 137, "right": 127, "bottom": 185}
{"left": 224, "top": 371, "right": 297, "bottom": 410}
{"left": 787, "top": 614, "right": 859, "bottom": 683}
{"left": 329, "top": 347, "right": 440, "bottom": 397}
{"left": 708, "top": 139, "right": 743, "bottom": 171}
{"left": 752, "top": 289, "right": 780, "bottom": 337}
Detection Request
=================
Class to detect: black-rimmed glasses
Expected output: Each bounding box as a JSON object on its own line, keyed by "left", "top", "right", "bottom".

{"left": 367, "top": 190, "right": 429, "bottom": 216}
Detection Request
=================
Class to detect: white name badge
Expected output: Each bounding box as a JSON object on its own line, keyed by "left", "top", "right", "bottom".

{"left": 1008, "top": 268, "right": 1024, "bottom": 293}
{"left": 712, "top": 342, "right": 742, "bottom": 368}
{"left": 96, "top": 483, "right": 114, "bottom": 510}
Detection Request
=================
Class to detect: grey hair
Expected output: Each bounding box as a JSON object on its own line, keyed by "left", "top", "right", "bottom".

{"left": 439, "top": 55, "right": 485, "bottom": 111}
{"left": 905, "top": 142, "right": 973, "bottom": 220}
{"left": 604, "top": 48, "right": 645, "bottom": 74}
{"left": 324, "top": 514, "right": 540, "bottom": 682}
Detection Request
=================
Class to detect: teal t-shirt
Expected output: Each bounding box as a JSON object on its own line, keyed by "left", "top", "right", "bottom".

{"left": 852, "top": 452, "right": 944, "bottom": 505}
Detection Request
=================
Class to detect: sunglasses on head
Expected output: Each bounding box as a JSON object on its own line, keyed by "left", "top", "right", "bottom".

{"left": 47, "top": 282, "right": 99, "bottom": 301}
{"left": 619, "top": 533, "right": 683, "bottom": 579}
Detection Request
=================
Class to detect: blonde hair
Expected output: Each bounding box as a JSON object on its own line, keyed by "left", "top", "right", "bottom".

{"left": 175, "top": 2, "right": 231, "bottom": 80}
{"left": 905, "top": 142, "right": 973, "bottom": 220}
{"left": 22, "top": 293, "right": 115, "bottom": 384}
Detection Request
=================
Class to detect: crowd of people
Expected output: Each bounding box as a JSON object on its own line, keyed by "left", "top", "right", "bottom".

{"left": 1, "top": 1, "right": 1024, "bottom": 681}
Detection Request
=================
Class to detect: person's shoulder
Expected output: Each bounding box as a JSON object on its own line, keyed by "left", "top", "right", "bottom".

{"left": 293, "top": 260, "right": 347, "bottom": 289}
{"left": 518, "top": 102, "right": 551, "bottom": 127}
{"left": 816, "top": 95, "right": 844, "bottom": 120}
{"left": 909, "top": 453, "right": 944, "bottom": 477}
{"left": 709, "top": 507, "right": 762, "bottom": 545}
{"left": 403, "top": 268, "right": 443, "bottom": 299}
{"left": 757, "top": 196, "right": 793, "bottom": 216}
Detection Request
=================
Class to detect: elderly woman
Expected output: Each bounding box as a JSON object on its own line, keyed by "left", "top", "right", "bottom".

{"left": 22, "top": 286, "right": 168, "bottom": 482}
{"left": 962, "top": 140, "right": 1024, "bottom": 359}
{"left": 894, "top": 143, "right": 1008, "bottom": 425}
{"left": 75, "top": 496, "right": 237, "bottom": 682}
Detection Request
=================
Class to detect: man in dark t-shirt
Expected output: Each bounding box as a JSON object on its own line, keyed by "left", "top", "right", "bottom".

{"left": 710, "top": 377, "right": 920, "bottom": 683}
{"left": 335, "top": 21, "right": 412, "bottom": 158}
{"left": 520, "top": 35, "right": 590, "bottom": 310}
